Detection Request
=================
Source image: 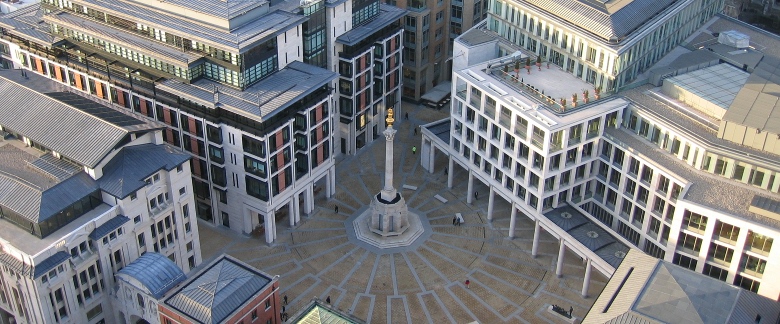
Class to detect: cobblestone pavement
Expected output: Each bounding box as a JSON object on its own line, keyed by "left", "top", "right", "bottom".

{"left": 198, "top": 102, "right": 607, "bottom": 323}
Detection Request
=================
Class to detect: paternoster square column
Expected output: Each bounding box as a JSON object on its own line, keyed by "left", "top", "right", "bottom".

{"left": 381, "top": 109, "right": 397, "bottom": 201}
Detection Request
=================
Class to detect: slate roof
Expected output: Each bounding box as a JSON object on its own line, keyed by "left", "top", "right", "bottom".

{"left": 157, "top": 61, "right": 337, "bottom": 121}
{"left": 519, "top": 0, "right": 680, "bottom": 42}
{"left": 0, "top": 253, "right": 32, "bottom": 277}
{"left": 97, "top": 143, "right": 190, "bottom": 199}
{"left": 164, "top": 255, "right": 273, "bottom": 324}
{"left": 0, "top": 70, "right": 160, "bottom": 168}
{"left": 585, "top": 250, "right": 780, "bottom": 323}
{"left": 88, "top": 215, "right": 130, "bottom": 240}
{"left": 336, "top": 4, "right": 405, "bottom": 46}
{"left": 32, "top": 251, "right": 70, "bottom": 279}
{"left": 119, "top": 252, "right": 186, "bottom": 299}
{"left": 0, "top": 144, "right": 100, "bottom": 223}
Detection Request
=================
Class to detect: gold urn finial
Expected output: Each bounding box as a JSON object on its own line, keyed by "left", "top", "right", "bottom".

{"left": 386, "top": 108, "right": 395, "bottom": 127}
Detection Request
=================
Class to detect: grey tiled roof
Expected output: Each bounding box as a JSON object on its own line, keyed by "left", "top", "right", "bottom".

{"left": 594, "top": 242, "right": 630, "bottom": 268}
{"left": 0, "top": 70, "right": 159, "bottom": 168}
{"left": 165, "top": 256, "right": 272, "bottom": 324}
{"left": 545, "top": 205, "right": 589, "bottom": 231}
{"left": 88, "top": 215, "right": 130, "bottom": 240}
{"left": 518, "top": 0, "right": 679, "bottom": 42}
{"left": 750, "top": 196, "right": 780, "bottom": 215}
{"left": 568, "top": 222, "right": 615, "bottom": 251}
{"left": 75, "top": 0, "right": 305, "bottom": 52}
{"left": 157, "top": 61, "right": 337, "bottom": 121}
{"left": 336, "top": 4, "right": 405, "bottom": 46}
{"left": 0, "top": 143, "right": 99, "bottom": 223}
{"left": 32, "top": 251, "right": 69, "bottom": 279}
{"left": 119, "top": 252, "right": 186, "bottom": 299}
{"left": 97, "top": 143, "right": 190, "bottom": 199}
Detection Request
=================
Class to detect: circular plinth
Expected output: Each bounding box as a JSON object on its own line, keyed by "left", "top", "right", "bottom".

{"left": 345, "top": 206, "right": 431, "bottom": 254}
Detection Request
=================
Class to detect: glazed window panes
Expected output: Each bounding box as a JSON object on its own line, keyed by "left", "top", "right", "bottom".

{"left": 682, "top": 210, "right": 707, "bottom": 233}
{"left": 713, "top": 221, "right": 739, "bottom": 244}
{"left": 745, "top": 231, "right": 773, "bottom": 255}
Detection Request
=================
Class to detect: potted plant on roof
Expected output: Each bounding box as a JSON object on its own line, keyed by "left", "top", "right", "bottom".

{"left": 583, "top": 89, "right": 589, "bottom": 103}
{"left": 526, "top": 57, "right": 531, "bottom": 74}
{"left": 572, "top": 93, "right": 578, "bottom": 107}
{"left": 594, "top": 86, "right": 602, "bottom": 100}
{"left": 536, "top": 56, "right": 542, "bottom": 71}
{"left": 560, "top": 98, "right": 566, "bottom": 111}
{"left": 514, "top": 60, "right": 521, "bottom": 81}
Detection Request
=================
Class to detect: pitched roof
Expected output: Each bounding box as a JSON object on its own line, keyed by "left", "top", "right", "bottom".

{"left": 32, "top": 251, "right": 70, "bottom": 279}
{"left": 725, "top": 56, "right": 780, "bottom": 135}
{"left": 0, "top": 144, "right": 100, "bottom": 223}
{"left": 164, "top": 255, "right": 273, "bottom": 324}
{"left": 88, "top": 215, "right": 130, "bottom": 240}
{"left": 157, "top": 61, "right": 337, "bottom": 121}
{"left": 119, "top": 252, "right": 186, "bottom": 299}
{"left": 97, "top": 143, "right": 190, "bottom": 199}
{"left": 292, "top": 300, "right": 363, "bottom": 324}
{"left": 0, "top": 70, "right": 160, "bottom": 168}
{"left": 520, "top": 0, "right": 680, "bottom": 42}
{"left": 585, "top": 250, "right": 780, "bottom": 323}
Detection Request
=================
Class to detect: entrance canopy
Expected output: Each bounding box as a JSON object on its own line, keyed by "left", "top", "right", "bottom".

{"left": 421, "top": 82, "right": 451, "bottom": 108}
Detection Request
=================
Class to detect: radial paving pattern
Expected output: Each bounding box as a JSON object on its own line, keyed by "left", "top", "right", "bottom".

{"left": 198, "top": 103, "right": 608, "bottom": 323}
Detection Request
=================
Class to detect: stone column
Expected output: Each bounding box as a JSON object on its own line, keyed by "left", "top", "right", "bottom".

{"left": 487, "top": 187, "right": 495, "bottom": 221}
{"left": 508, "top": 205, "right": 517, "bottom": 238}
{"left": 265, "top": 210, "right": 275, "bottom": 244}
{"left": 447, "top": 156, "right": 454, "bottom": 188}
{"left": 428, "top": 142, "right": 435, "bottom": 172}
{"left": 326, "top": 168, "right": 333, "bottom": 198}
{"left": 381, "top": 125, "right": 398, "bottom": 201}
{"left": 531, "top": 219, "right": 540, "bottom": 257}
{"left": 289, "top": 199, "right": 296, "bottom": 227}
{"left": 330, "top": 167, "right": 336, "bottom": 197}
{"left": 582, "top": 258, "right": 592, "bottom": 298}
{"left": 556, "top": 239, "right": 565, "bottom": 277}
{"left": 466, "top": 171, "right": 474, "bottom": 204}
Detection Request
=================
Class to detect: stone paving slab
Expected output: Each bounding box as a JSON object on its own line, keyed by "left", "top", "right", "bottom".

{"left": 196, "top": 103, "right": 607, "bottom": 324}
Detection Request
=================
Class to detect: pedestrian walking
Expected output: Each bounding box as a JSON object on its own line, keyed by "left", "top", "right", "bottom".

{"left": 453, "top": 216, "right": 457, "bottom": 226}
{"left": 569, "top": 306, "right": 573, "bottom": 317}
{"left": 326, "top": 296, "right": 331, "bottom": 304}
{"left": 414, "top": 127, "right": 417, "bottom": 135}
{"left": 474, "top": 191, "right": 478, "bottom": 200}
{"left": 412, "top": 146, "right": 417, "bottom": 154}
{"left": 465, "top": 279, "right": 470, "bottom": 289}
{"left": 335, "top": 205, "right": 339, "bottom": 213}
{"left": 444, "top": 167, "right": 448, "bottom": 175}
{"left": 282, "top": 306, "right": 286, "bottom": 313}
{"left": 405, "top": 112, "right": 409, "bottom": 120}
{"left": 283, "top": 295, "right": 288, "bottom": 305}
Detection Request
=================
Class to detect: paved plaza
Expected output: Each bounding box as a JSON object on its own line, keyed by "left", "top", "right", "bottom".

{"left": 198, "top": 103, "right": 607, "bottom": 323}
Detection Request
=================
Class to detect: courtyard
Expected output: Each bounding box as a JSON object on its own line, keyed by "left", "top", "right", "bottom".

{"left": 197, "top": 103, "right": 607, "bottom": 323}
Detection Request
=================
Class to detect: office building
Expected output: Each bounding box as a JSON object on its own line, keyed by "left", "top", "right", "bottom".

{"left": 116, "top": 254, "right": 280, "bottom": 324}
{"left": 0, "top": 0, "right": 406, "bottom": 241}
{"left": 421, "top": 13, "right": 780, "bottom": 300}
{"left": 484, "top": 0, "right": 724, "bottom": 93}
{"left": 0, "top": 69, "right": 201, "bottom": 324}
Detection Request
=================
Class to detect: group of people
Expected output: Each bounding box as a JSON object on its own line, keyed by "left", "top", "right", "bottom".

{"left": 452, "top": 215, "right": 463, "bottom": 226}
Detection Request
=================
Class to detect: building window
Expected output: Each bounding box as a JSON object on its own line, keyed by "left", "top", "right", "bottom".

{"left": 734, "top": 274, "right": 760, "bottom": 293}
{"left": 681, "top": 210, "right": 707, "bottom": 233}
{"left": 672, "top": 253, "right": 697, "bottom": 271}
